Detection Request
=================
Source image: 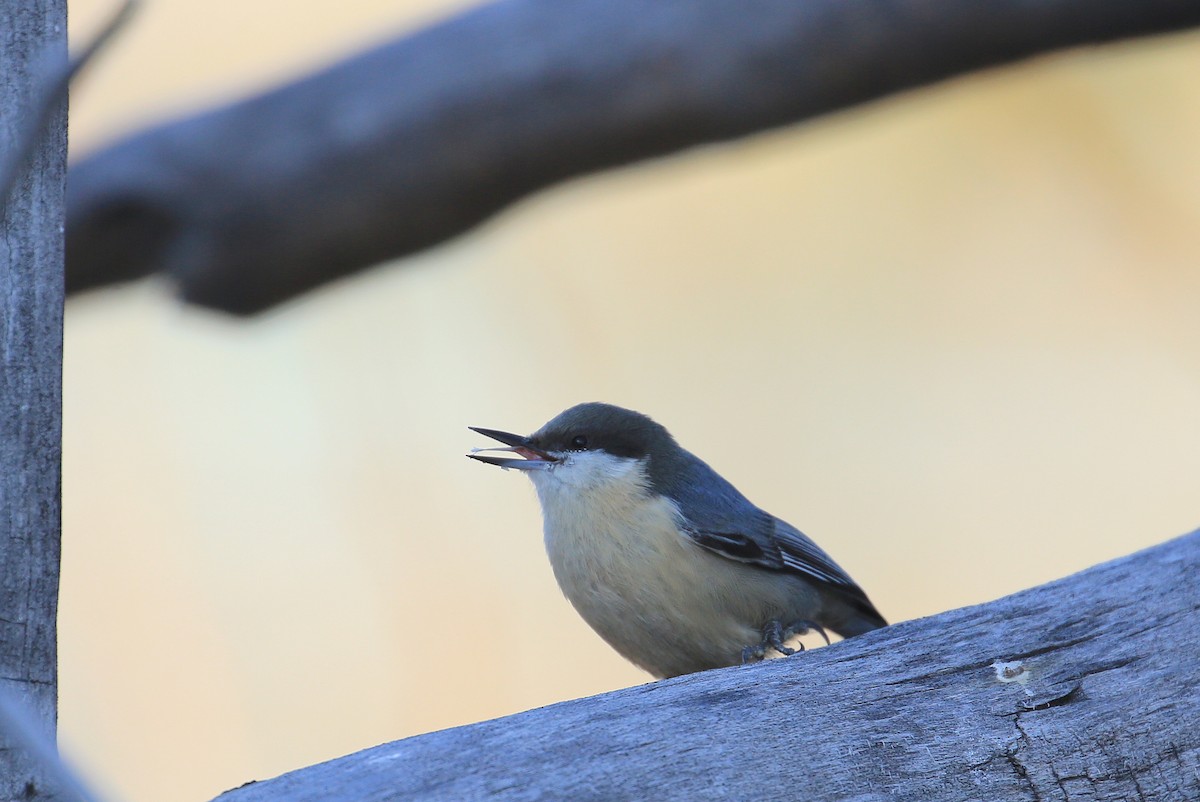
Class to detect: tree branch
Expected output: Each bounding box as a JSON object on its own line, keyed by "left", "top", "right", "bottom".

{"left": 213, "top": 529, "right": 1200, "bottom": 801}
{"left": 66, "top": 0, "right": 1200, "bottom": 314}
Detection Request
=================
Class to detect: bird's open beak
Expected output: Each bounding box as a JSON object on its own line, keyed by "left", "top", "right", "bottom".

{"left": 467, "top": 427, "right": 558, "bottom": 471}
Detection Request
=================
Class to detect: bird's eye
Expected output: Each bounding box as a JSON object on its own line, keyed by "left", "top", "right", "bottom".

{"left": 570, "top": 435, "right": 588, "bottom": 450}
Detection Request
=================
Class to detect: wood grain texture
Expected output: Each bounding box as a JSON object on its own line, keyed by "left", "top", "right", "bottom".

{"left": 215, "top": 529, "right": 1200, "bottom": 801}
{"left": 66, "top": 0, "right": 1200, "bottom": 314}
{"left": 0, "top": 0, "right": 67, "bottom": 799}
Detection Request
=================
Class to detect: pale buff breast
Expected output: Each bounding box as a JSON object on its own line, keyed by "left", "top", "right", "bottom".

{"left": 529, "top": 453, "right": 821, "bottom": 677}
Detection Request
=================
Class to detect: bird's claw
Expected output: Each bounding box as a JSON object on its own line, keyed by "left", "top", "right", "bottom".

{"left": 783, "top": 619, "right": 831, "bottom": 646}
{"left": 743, "top": 619, "right": 801, "bottom": 664}
{"left": 742, "top": 618, "right": 834, "bottom": 664}
{"left": 741, "top": 644, "right": 767, "bottom": 664}
{"left": 763, "top": 619, "right": 797, "bottom": 656}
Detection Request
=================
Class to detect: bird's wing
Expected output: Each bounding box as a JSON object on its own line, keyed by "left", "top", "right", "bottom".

{"left": 666, "top": 453, "right": 860, "bottom": 590}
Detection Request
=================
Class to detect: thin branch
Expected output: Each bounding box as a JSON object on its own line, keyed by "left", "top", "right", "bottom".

{"left": 213, "top": 529, "right": 1200, "bottom": 801}
{"left": 66, "top": 0, "right": 1200, "bottom": 314}
{"left": 0, "top": 693, "right": 109, "bottom": 802}
{"left": 0, "top": 0, "right": 137, "bottom": 218}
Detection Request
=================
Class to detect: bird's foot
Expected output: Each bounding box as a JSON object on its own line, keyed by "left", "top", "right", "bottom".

{"left": 782, "top": 619, "right": 831, "bottom": 646}
{"left": 742, "top": 619, "right": 798, "bottom": 664}
{"left": 763, "top": 619, "right": 797, "bottom": 656}
{"left": 741, "top": 643, "right": 767, "bottom": 664}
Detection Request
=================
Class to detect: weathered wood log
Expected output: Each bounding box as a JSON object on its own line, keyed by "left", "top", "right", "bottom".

{"left": 0, "top": 1, "right": 67, "bottom": 799}
{"left": 215, "top": 529, "right": 1200, "bottom": 802}
{"left": 66, "top": 0, "right": 1200, "bottom": 314}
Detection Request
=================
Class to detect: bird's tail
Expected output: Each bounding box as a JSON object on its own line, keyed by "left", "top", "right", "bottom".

{"left": 825, "top": 585, "right": 888, "bottom": 638}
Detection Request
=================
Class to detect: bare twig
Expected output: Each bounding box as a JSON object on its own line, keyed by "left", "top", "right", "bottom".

{"left": 66, "top": 0, "right": 1200, "bottom": 314}
{"left": 0, "top": 693, "right": 109, "bottom": 802}
{"left": 0, "top": 0, "right": 137, "bottom": 217}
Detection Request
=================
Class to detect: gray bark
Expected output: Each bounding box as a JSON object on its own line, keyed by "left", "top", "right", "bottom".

{"left": 0, "top": 0, "right": 67, "bottom": 800}
{"left": 66, "top": 0, "right": 1200, "bottom": 314}
{"left": 214, "top": 529, "right": 1200, "bottom": 802}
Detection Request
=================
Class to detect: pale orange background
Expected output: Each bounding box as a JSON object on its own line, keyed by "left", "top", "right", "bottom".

{"left": 62, "top": 3, "right": 1200, "bottom": 801}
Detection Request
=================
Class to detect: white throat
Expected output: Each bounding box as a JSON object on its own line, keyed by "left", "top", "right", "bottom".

{"left": 526, "top": 447, "right": 684, "bottom": 569}
{"left": 526, "top": 449, "right": 648, "bottom": 503}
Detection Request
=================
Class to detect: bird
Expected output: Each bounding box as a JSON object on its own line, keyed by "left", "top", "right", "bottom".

{"left": 467, "top": 402, "right": 886, "bottom": 678}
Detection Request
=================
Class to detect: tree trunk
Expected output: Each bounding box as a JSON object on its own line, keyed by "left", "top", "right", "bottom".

{"left": 0, "top": 1, "right": 67, "bottom": 799}
{"left": 215, "top": 529, "right": 1200, "bottom": 802}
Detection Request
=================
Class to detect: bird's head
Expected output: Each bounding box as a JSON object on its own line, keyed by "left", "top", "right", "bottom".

{"left": 468, "top": 402, "right": 678, "bottom": 495}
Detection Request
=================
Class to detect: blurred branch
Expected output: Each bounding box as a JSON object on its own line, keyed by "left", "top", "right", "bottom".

{"left": 66, "top": 0, "right": 1200, "bottom": 315}
{"left": 0, "top": 0, "right": 136, "bottom": 217}
{"left": 214, "top": 529, "right": 1200, "bottom": 801}
{"left": 0, "top": 694, "right": 108, "bottom": 802}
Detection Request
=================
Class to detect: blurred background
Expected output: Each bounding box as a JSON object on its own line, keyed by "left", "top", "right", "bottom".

{"left": 63, "top": 2, "right": 1200, "bottom": 801}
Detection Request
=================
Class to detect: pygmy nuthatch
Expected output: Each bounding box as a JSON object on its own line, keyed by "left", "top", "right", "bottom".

{"left": 468, "top": 402, "right": 886, "bottom": 678}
